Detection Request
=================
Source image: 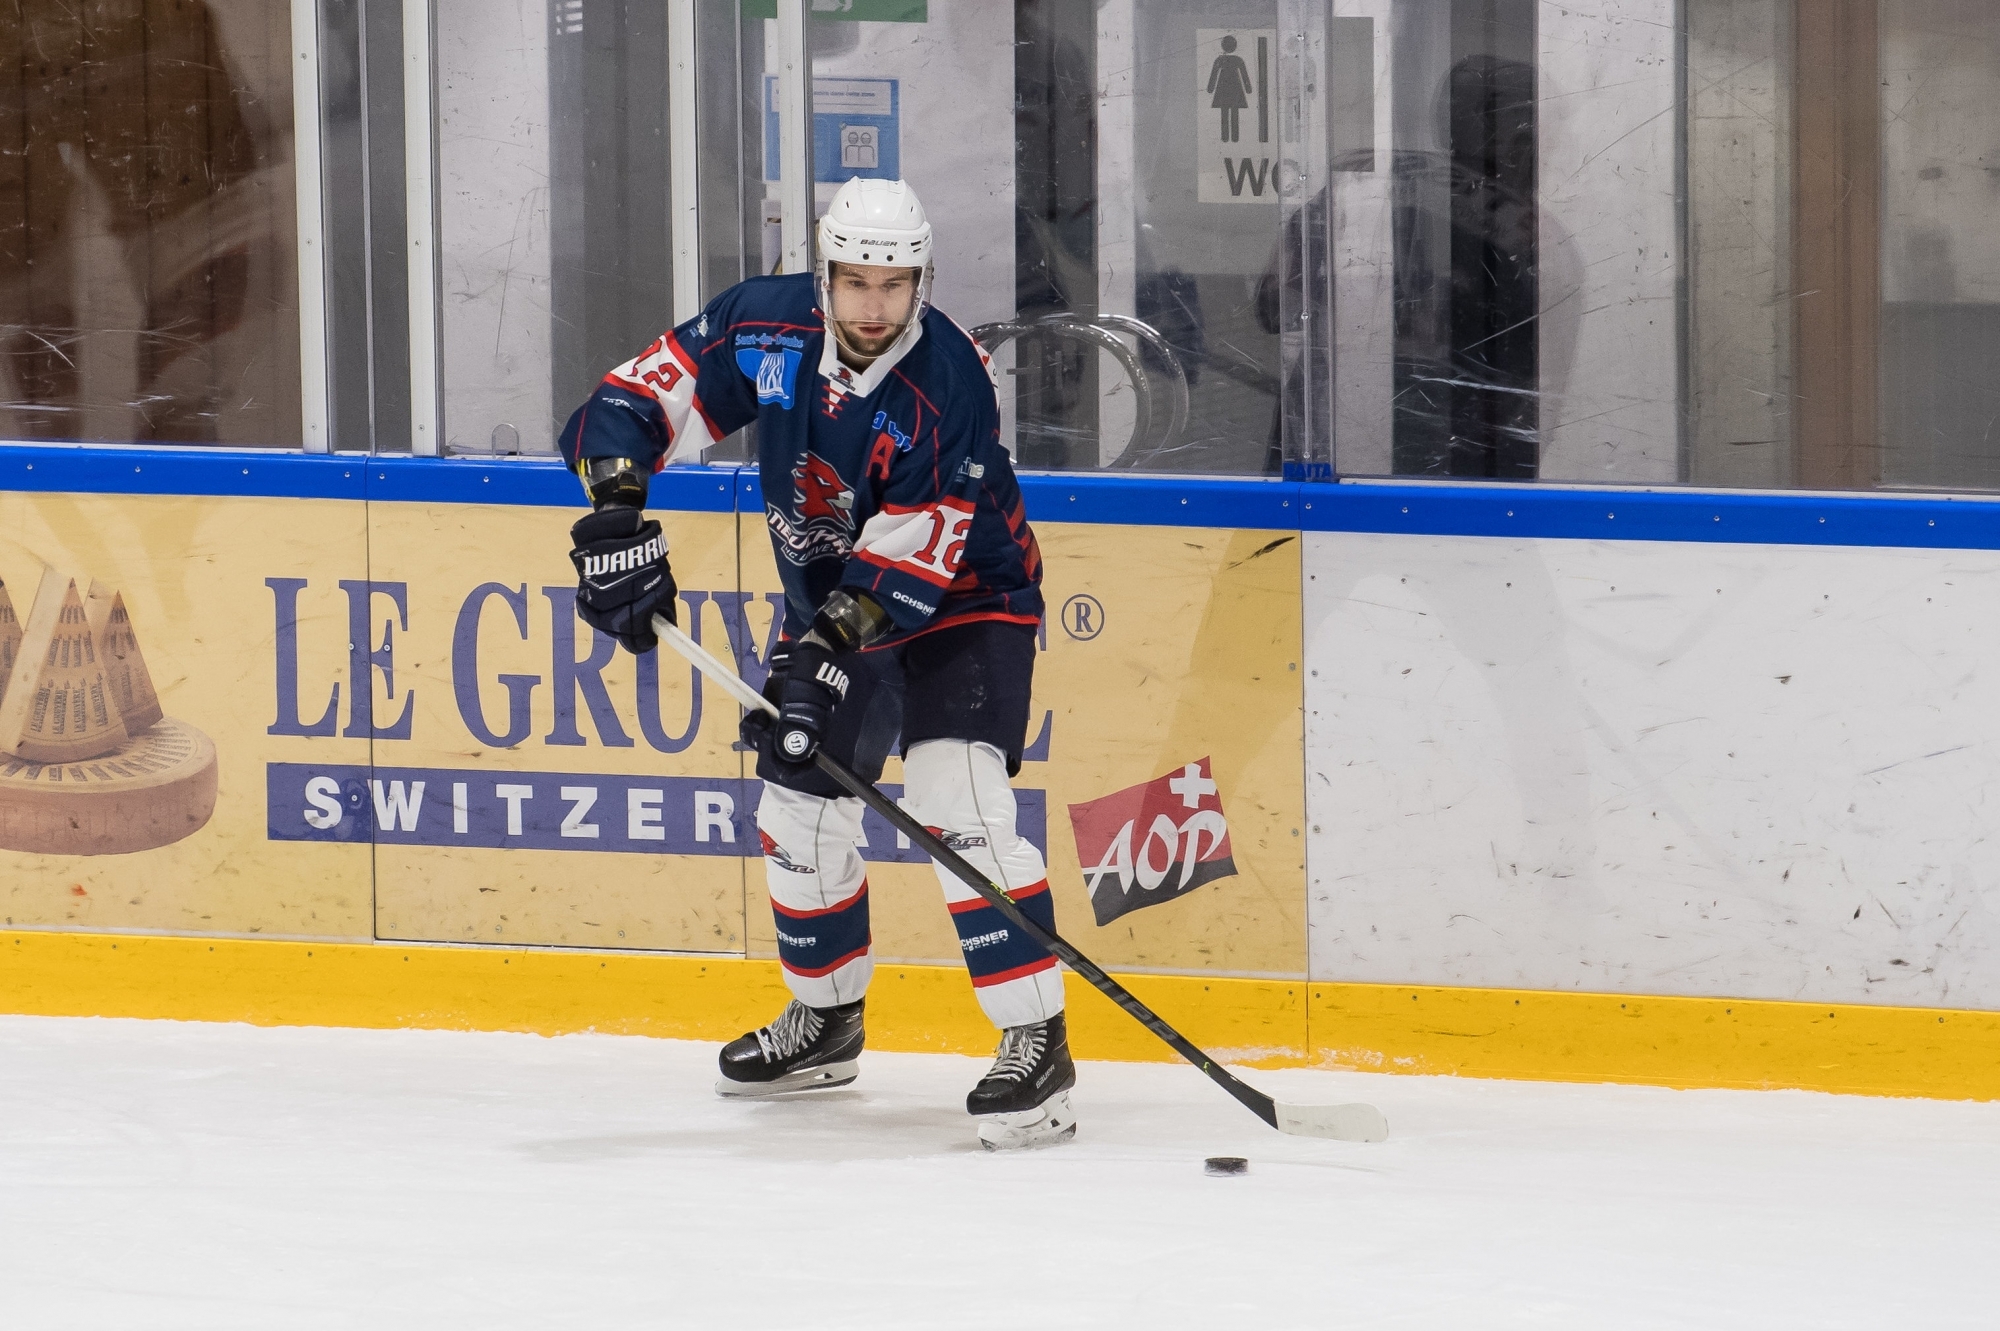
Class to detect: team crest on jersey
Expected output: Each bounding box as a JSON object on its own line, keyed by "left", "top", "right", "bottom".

{"left": 767, "top": 452, "right": 857, "bottom": 566}
{"left": 734, "top": 332, "right": 806, "bottom": 408}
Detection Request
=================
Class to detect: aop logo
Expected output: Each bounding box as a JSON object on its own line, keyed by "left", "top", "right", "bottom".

{"left": 1066, "top": 758, "right": 1237, "bottom": 926}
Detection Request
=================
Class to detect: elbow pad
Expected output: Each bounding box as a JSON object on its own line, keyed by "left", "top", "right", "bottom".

{"left": 809, "top": 590, "right": 892, "bottom": 653}
{"left": 576, "top": 456, "right": 650, "bottom": 511}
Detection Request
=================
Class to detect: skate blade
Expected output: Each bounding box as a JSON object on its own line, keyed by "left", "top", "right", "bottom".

{"left": 714, "top": 1060, "right": 859, "bottom": 1100}
{"left": 976, "top": 1090, "right": 1077, "bottom": 1151}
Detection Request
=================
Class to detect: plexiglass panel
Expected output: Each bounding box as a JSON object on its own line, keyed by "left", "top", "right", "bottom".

{"left": 434, "top": 0, "right": 681, "bottom": 454}
{"left": 1302, "top": 0, "right": 2000, "bottom": 492}
{"left": 781, "top": 3, "right": 1286, "bottom": 475}
{"left": 0, "top": 1, "right": 301, "bottom": 447}
{"left": 1878, "top": 1, "right": 2000, "bottom": 491}
{"left": 1308, "top": 0, "right": 1678, "bottom": 484}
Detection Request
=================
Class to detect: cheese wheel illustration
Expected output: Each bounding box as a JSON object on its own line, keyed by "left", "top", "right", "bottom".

{"left": 0, "top": 578, "right": 21, "bottom": 708}
{"left": 0, "top": 716, "right": 218, "bottom": 855}
{"left": 85, "top": 582, "right": 163, "bottom": 734}
{"left": 0, "top": 570, "right": 129, "bottom": 763}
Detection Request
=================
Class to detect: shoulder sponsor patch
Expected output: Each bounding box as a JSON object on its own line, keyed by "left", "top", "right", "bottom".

{"left": 734, "top": 332, "right": 807, "bottom": 408}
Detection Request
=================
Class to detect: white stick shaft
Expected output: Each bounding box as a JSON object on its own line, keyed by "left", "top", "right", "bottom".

{"left": 653, "top": 614, "right": 777, "bottom": 716}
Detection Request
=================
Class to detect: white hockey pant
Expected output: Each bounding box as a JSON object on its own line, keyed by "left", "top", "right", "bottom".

{"left": 755, "top": 739, "right": 1063, "bottom": 1030}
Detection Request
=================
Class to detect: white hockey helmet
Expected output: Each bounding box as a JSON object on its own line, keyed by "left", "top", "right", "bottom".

{"left": 816, "top": 178, "right": 935, "bottom": 333}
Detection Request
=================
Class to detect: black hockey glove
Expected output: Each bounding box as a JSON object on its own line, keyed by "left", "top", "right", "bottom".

{"left": 568, "top": 506, "right": 676, "bottom": 655}
{"left": 766, "top": 639, "right": 850, "bottom": 766}
{"left": 738, "top": 646, "right": 788, "bottom": 756}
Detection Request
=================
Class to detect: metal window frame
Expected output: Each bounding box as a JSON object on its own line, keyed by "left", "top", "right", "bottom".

{"left": 669, "top": 0, "right": 702, "bottom": 324}
{"left": 291, "top": 0, "right": 332, "bottom": 452}
{"left": 774, "top": 0, "right": 814, "bottom": 275}
{"left": 404, "top": 0, "right": 443, "bottom": 456}
{"left": 383, "top": 0, "right": 803, "bottom": 453}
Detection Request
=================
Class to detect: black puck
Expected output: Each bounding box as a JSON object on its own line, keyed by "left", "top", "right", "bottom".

{"left": 1204, "top": 1156, "right": 1248, "bottom": 1176}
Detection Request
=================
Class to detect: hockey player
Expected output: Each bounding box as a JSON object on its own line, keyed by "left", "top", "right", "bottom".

{"left": 556, "top": 178, "right": 1075, "bottom": 1150}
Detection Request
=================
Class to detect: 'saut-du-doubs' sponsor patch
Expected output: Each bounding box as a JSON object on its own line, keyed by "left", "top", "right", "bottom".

{"left": 1066, "top": 757, "right": 1236, "bottom": 926}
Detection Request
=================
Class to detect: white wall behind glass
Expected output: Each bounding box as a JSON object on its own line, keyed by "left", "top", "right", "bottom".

{"left": 1880, "top": 1, "right": 2000, "bottom": 308}
{"left": 807, "top": 9, "right": 1015, "bottom": 329}
{"left": 1535, "top": 0, "right": 1680, "bottom": 484}
{"left": 436, "top": 0, "right": 553, "bottom": 452}
{"left": 1330, "top": 0, "right": 1396, "bottom": 478}
{"left": 1685, "top": 0, "right": 1792, "bottom": 491}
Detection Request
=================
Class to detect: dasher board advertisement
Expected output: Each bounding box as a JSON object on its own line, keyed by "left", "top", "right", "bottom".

{"left": 1, "top": 488, "right": 1306, "bottom": 981}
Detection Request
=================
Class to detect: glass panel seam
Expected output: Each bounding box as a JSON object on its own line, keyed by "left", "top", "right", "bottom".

{"left": 292, "top": 0, "right": 334, "bottom": 452}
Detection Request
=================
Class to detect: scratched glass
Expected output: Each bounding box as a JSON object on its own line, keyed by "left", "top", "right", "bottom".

{"left": 0, "top": 1, "right": 301, "bottom": 447}
{"left": 1000, "top": 1, "right": 1293, "bottom": 474}
{"left": 1298, "top": 0, "right": 2000, "bottom": 491}
{"left": 432, "top": 0, "right": 686, "bottom": 456}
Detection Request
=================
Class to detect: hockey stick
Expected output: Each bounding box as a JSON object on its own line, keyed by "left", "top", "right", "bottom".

{"left": 653, "top": 614, "right": 1389, "bottom": 1143}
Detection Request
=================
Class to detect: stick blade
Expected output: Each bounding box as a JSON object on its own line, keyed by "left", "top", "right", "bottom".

{"left": 1274, "top": 1100, "right": 1389, "bottom": 1142}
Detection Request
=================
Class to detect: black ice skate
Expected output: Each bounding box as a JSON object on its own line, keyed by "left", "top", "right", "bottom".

{"left": 715, "top": 999, "right": 864, "bottom": 1098}
{"left": 967, "top": 1013, "right": 1077, "bottom": 1150}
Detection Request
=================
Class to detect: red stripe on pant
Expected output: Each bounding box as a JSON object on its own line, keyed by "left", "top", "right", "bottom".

{"left": 781, "top": 942, "right": 872, "bottom": 979}
{"left": 970, "top": 955, "right": 1059, "bottom": 989}
{"left": 771, "top": 883, "right": 869, "bottom": 920}
{"left": 946, "top": 879, "right": 1050, "bottom": 915}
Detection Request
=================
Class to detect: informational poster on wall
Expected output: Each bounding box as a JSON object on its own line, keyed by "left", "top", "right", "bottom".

{"left": 0, "top": 487, "right": 1306, "bottom": 981}
{"left": 763, "top": 76, "right": 902, "bottom": 185}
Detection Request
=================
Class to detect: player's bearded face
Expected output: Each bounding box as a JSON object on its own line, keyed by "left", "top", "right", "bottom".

{"left": 828, "top": 263, "right": 920, "bottom": 357}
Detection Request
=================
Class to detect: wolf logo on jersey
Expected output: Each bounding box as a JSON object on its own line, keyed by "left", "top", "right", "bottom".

{"left": 794, "top": 453, "right": 855, "bottom": 524}
{"left": 768, "top": 453, "right": 858, "bottom": 568}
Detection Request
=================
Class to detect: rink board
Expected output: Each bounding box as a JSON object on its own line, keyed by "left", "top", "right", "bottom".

{"left": 9, "top": 929, "right": 2000, "bottom": 1100}
{"left": 7, "top": 447, "right": 2000, "bottom": 1099}
{"left": 1303, "top": 531, "right": 2000, "bottom": 1012}
{"left": 0, "top": 458, "right": 1305, "bottom": 984}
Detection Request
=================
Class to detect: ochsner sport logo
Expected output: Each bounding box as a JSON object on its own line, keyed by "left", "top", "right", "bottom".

{"left": 1066, "top": 757, "right": 1237, "bottom": 926}
{"left": 582, "top": 533, "right": 666, "bottom": 580}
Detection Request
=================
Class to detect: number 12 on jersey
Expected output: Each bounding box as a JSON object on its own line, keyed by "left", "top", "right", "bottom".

{"left": 908, "top": 504, "right": 972, "bottom": 582}
{"left": 858, "top": 499, "right": 974, "bottom": 587}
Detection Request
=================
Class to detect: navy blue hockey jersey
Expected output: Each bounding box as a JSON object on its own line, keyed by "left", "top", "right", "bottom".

{"left": 558, "top": 273, "right": 1043, "bottom": 644}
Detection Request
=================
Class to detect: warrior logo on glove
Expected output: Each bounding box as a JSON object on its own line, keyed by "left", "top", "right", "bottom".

{"left": 568, "top": 505, "right": 679, "bottom": 655}
{"left": 812, "top": 661, "right": 850, "bottom": 696}
{"left": 580, "top": 531, "right": 667, "bottom": 580}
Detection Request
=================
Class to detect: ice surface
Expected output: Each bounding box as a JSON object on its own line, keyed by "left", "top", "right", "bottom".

{"left": 2, "top": 1014, "right": 1997, "bottom": 1329}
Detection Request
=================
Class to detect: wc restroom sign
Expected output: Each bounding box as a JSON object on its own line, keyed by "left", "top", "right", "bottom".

{"left": 1196, "top": 28, "right": 1278, "bottom": 204}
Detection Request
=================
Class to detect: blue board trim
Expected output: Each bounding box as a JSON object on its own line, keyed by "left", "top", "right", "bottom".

{"left": 1015, "top": 473, "right": 1297, "bottom": 530}
{"left": 0, "top": 445, "right": 735, "bottom": 512}
{"left": 0, "top": 443, "right": 369, "bottom": 501}
{"left": 364, "top": 455, "right": 737, "bottom": 512}
{"left": 9, "top": 442, "right": 2000, "bottom": 552}
{"left": 1296, "top": 480, "right": 2000, "bottom": 552}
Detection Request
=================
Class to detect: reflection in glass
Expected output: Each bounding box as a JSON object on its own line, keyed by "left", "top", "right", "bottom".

{"left": 1878, "top": 1, "right": 2000, "bottom": 491}
{"left": 416, "top": 1, "right": 2000, "bottom": 490}
{"left": 436, "top": 0, "right": 676, "bottom": 455}
{"left": 0, "top": 0, "right": 299, "bottom": 446}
